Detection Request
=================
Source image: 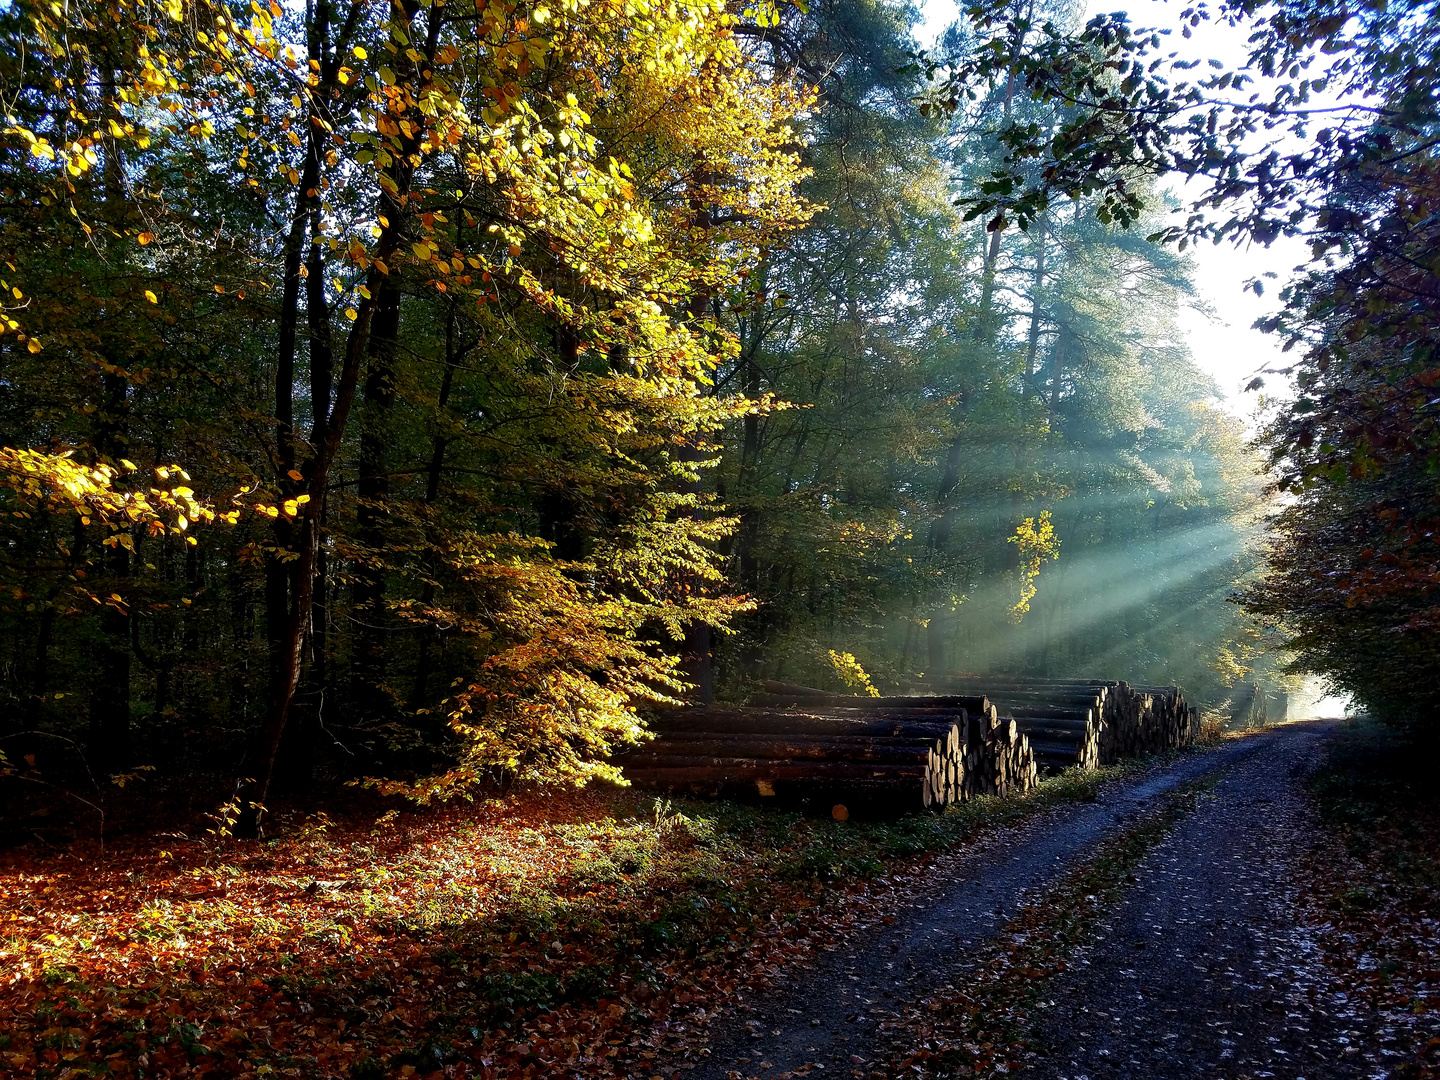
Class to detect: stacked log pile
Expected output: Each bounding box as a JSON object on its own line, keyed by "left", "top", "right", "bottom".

{"left": 749, "top": 686, "right": 1040, "bottom": 800}
{"left": 619, "top": 675, "right": 1195, "bottom": 814}
{"left": 619, "top": 686, "right": 1038, "bottom": 815}
{"left": 1118, "top": 684, "right": 1200, "bottom": 758}
{"left": 920, "top": 676, "right": 1106, "bottom": 773}
{"left": 923, "top": 675, "right": 1197, "bottom": 770}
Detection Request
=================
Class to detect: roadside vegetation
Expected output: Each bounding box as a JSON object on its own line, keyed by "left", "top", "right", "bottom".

{"left": 1301, "top": 719, "right": 1440, "bottom": 1080}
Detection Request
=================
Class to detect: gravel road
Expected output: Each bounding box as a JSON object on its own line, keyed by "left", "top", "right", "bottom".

{"left": 683, "top": 722, "right": 1395, "bottom": 1080}
{"left": 1020, "top": 720, "right": 1412, "bottom": 1080}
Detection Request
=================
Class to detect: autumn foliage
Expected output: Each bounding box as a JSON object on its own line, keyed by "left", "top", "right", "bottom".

{"left": 1244, "top": 156, "right": 1440, "bottom": 725}
{"left": 0, "top": 0, "right": 811, "bottom": 816}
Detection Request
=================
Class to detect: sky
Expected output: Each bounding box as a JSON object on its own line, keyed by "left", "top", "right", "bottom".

{"left": 913, "top": 0, "right": 1312, "bottom": 421}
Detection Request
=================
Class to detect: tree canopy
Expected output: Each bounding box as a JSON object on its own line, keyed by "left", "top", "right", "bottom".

{"left": 13, "top": 0, "right": 1431, "bottom": 826}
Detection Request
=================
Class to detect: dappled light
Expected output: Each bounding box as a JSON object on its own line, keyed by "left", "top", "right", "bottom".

{"left": 2, "top": 0, "right": 1437, "bottom": 1074}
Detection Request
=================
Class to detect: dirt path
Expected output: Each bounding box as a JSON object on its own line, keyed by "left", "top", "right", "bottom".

{"left": 680, "top": 722, "right": 1392, "bottom": 1080}
{"left": 1017, "top": 720, "right": 1413, "bottom": 1080}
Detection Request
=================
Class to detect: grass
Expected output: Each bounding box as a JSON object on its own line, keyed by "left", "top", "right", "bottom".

{"left": 0, "top": 754, "right": 1168, "bottom": 1080}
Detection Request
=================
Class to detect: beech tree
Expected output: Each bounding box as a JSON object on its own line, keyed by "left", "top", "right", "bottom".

{"left": 1242, "top": 151, "right": 1440, "bottom": 726}
{"left": 0, "top": 0, "right": 812, "bottom": 828}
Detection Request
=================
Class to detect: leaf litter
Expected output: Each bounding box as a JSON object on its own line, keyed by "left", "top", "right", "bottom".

{"left": 0, "top": 764, "right": 1141, "bottom": 1079}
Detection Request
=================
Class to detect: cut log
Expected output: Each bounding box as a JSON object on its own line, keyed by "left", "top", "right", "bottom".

{"left": 622, "top": 763, "right": 928, "bottom": 782}
{"left": 1002, "top": 705, "right": 1094, "bottom": 722}
{"left": 648, "top": 732, "right": 960, "bottom": 752}
{"left": 761, "top": 680, "right": 833, "bottom": 698}
{"left": 750, "top": 693, "right": 991, "bottom": 714}
{"left": 1010, "top": 716, "right": 1092, "bottom": 735}
{"left": 622, "top": 745, "right": 933, "bottom": 767}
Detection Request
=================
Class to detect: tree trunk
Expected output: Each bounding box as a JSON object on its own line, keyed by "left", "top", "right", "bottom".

{"left": 88, "top": 59, "right": 133, "bottom": 769}
{"left": 301, "top": 227, "right": 335, "bottom": 767}
{"left": 348, "top": 0, "right": 433, "bottom": 726}
{"left": 235, "top": 0, "right": 426, "bottom": 835}
{"left": 262, "top": 74, "right": 315, "bottom": 790}
{"left": 679, "top": 160, "right": 716, "bottom": 702}
{"left": 349, "top": 278, "right": 401, "bottom": 721}
{"left": 28, "top": 605, "right": 55, "bottom": 723}
{"left": 410, "top": 301, "right": 465, "bottom": 712}
{"left": 1022, "top": 213, "right": 1049, "bottom": 409}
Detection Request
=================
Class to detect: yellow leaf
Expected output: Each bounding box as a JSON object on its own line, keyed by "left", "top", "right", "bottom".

{"left": 144, "top": 290, "right": 158, "bottom": 304}
{"left": 138, "top": 232, "right": 154, "bottom": 245}
{"left": 353, "top": 45, "right": 367, "bottom": 59}
{"left": 26, "top": 339, "right": 42, "bottom": 354}
{"left": 345, "top": 307, "right": 359, "bottom": 320}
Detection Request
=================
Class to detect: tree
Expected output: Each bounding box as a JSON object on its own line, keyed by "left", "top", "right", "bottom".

{"left": 700, "top": 0, "right": 1278, "bottom": 707}
{"left": 1242, "top": 151, "right": 1440, "bottom": 725}
{"left": 0, "top": 0, "right": 813, "bottom": 828}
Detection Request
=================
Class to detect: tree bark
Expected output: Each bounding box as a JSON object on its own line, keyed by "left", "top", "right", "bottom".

{"left": 1022, "top": 212, "right": 1049, "bottom": 408}
{"left": 349, "top": 0, "right": 434, "bottom": 725}
{"left": 87, "top": 57, "right": 133, "bottom": 769}
{"left": 236, "top": 0, "right": 424, "bottom": 835}
{"left": 410, "top": 300, "right": 465, "bottom": 712}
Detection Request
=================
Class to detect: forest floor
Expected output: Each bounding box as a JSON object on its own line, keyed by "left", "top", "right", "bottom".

{"left": 1, "top": 720, "right": 1434, "bottom": 1080}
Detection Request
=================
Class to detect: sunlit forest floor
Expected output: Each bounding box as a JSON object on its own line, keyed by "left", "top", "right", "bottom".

{"left": 0, "top": 762, "right": 1141, "bottom": 1079}
{"left": 1, "top": 724, "right": 1434, "bottom": 1080}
